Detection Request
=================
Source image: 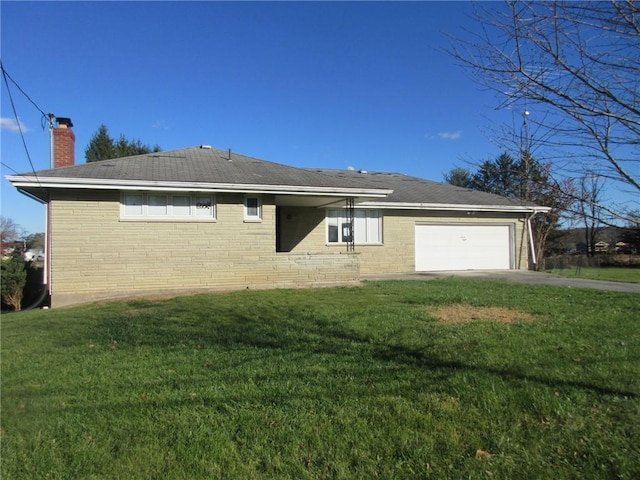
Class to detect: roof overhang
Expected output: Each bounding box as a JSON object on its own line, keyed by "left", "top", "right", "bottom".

{"left": 7, "top": 176, "right": 551, "bottom": 213}
{"left": 6, "top": 175, "right": 393, "bottom": 202}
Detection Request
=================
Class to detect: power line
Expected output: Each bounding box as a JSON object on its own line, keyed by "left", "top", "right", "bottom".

{"left": 0, "top": 60, "right": 48, "bottom": 119}
{"left": 0, "top": 162, "right": 19, "bottom": 174}
{"left": 0, "top": 61, "right": 42, "bottom": 185}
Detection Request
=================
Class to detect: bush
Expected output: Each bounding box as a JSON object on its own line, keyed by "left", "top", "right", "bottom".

{"left": 1, "top": 256, "right": 27, "bottom": 311}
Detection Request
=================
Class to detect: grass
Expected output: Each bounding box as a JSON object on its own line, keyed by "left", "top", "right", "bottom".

{"left": 546, "top": 266, "right": 640, "bottom": 283}
{"left": 1, "top": 278, "right": 639, "bottom": 479}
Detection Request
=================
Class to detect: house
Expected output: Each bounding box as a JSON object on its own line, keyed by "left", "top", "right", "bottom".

{"left": 1, "top": 242, "right": 21, "bottom": 260}
{"left": 615, "top": 242, "right": 633, "bottom": 254}
{"left": 7, "top": 120, "right": 549, "bottom": 307}
{"left": 23, "top": 249, "right": 45, "bottom": 262}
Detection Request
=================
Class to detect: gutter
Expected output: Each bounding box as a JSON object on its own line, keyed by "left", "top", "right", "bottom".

{"left": 6, "top": 175, "right": 393, "bottom": 198}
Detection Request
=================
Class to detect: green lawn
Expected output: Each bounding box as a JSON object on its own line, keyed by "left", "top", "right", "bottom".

{"left": 2, "top": 279, "right": 639, "bottom": 479}
{"left": 546, "top": 266, "right": 640, "bottom": 283}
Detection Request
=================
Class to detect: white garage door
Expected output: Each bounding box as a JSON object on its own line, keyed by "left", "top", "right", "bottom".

{"left": 415, "top": 224, "right": 512, "bottom": 271}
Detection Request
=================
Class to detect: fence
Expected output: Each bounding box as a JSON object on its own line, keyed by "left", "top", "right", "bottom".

{"left": 543, "top": 254, "right": 640, "bottom": 271}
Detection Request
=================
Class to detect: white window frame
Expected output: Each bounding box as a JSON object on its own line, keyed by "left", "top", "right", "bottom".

{"left": 121, "top": 192, "right": 216, "bottom": 221}
{"left": 172, "top": 194, "right": 192, "bottom": 217}
{"left": 147, "top": 193, "right": 168, "bottom": 216}
{"left": 123, "top": 192, "right": 144, "bottom": 217}
{"left": 326, "top": 208, "right": 382, "bottom": 245}
{"left": 244, "top": 196, "right": 262, "bottom": 222}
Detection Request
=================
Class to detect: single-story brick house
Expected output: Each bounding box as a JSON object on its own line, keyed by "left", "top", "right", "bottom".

{"left": 7, "top": 121, "right": 549, "bottom": 307}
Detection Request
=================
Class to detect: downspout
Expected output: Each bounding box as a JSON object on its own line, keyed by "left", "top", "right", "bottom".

{"left": 44, "top": 114, "right": 55, "bottom": 305}
{"left": 527, "top": 210, "right": 540, "bottom": 269}
{"left": 45, "top": 192, "right": 52, "bottom": 305}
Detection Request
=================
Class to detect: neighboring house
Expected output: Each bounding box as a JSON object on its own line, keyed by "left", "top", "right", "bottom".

{"left": 23, "top": 249, "right": 45, "bottom": 262}
{"left": 1, "top": 241, "right": 25, "bottom": 260}
{"left": 1, "top": 244, "right": 18, "bottom": 260}
{"left": 7, "top": 121, "right": 549, "bottom": 307}
{"left": 615, "top": 242, "right": 633, "bottom": 254}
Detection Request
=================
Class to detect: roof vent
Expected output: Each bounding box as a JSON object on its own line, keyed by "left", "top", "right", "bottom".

{"left": 199, "top": 145, "right": 212, "bottom": 149}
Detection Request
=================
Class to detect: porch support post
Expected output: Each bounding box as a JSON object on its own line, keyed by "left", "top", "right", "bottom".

{"left": 346, "top": 197, "right": 355, "bottom": 252}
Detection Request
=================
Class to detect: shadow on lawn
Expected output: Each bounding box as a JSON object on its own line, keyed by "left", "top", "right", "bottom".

{"left": 374, "top": 344, "right": 638, "bottom": 399}
{"left": 93, "top": 300, "right": 638, "bottom": 400}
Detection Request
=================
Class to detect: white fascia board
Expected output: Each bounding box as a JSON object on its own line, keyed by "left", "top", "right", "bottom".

{"left": 357, "top": 201, "right": 551, "bottom": 213}
{"left": 6, "top": 176, "right": 392, "bottom": 198}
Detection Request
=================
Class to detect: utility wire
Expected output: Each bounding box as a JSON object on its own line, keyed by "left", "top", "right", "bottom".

{"left": 0, "top": 60, "right": 48, "bottom": 119}
{"left": 0, "top": 61, "right": 42, "bottom": 184}
{"left": 0, "top": 161, "right": 19, "bottom": 174}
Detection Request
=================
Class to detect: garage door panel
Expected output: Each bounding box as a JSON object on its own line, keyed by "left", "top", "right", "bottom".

{"left": 415, "top": 224, "right": 511, "bottom": 271}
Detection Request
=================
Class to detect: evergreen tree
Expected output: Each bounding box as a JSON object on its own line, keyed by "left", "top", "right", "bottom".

{"left": 85, "top": 124, "right": 161, "bottom": 162}
{"left": 445, "top": 153, "right": 575, "bottom": 269}
{"left": 1, "top": 256, "right": 26, "bottom": 311}
{"left": 443, "top": 167, "right": 473, "bottom": 188}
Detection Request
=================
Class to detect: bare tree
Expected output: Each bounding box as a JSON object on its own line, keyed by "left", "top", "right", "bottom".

{"left": 577, "top": 175, "right": 606, "bottom": 256}
{"left": 449, "top": 1, "right": 639, "bottom": 220}
{"left": 620, "top": 211, "right": 640, "bottom": 252}
{"left": 445, "top": 152, "right": 575, "bottom": 269}
{"left": 0, "top": 216, "right": 22, "bottom": 256}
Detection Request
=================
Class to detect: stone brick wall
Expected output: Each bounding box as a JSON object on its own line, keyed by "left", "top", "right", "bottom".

{"left": 48, "top": 190, "right": 529, "bottom": 306}
{"left": 281, "top": 207, "right": 530, "bottom": 273}
{"left": 49, "top": 191, "right": 359, "bottom": 307}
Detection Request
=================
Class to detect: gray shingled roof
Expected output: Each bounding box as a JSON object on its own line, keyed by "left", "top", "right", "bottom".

{"left": 9, "top": 145, "right": 543, "bottom": 209}
{"left": 17, "top": 146, "right": 375, "bottom": 190}
{"left": 308, "top": 169, "right": 539, "bottom": 208}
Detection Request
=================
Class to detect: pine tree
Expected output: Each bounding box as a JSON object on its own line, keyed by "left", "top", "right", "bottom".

{"left": 1, "top": 256, "right": 26, "bottom": 311}
{"left": 85, "top": 124, "right": 160, "bottom": 163}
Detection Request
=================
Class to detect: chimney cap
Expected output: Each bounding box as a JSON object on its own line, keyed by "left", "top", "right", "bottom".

{"left": 56, "top": 117, "right": 73, "bottom": 128}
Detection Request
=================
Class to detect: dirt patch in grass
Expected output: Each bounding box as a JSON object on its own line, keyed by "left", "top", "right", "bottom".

{"left": 429, "top": 304, "right": 535, "bottom": 324}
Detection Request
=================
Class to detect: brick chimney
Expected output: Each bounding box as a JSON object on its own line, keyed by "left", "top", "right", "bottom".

{"left": 53, "top": 117, "right": 75, "bottom": 168}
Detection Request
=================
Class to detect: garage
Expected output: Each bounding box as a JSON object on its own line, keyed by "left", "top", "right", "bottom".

{"left": 415, "top": 224, "right": 513, "bottom": 271}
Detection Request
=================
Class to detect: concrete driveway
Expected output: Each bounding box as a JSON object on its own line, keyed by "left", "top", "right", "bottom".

{"left": 362, "top": 270, "right": 640, "bottom": 293}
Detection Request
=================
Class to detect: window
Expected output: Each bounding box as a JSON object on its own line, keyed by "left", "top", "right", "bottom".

{"left": 327, "top": 210, "right": 340, "bottom": 243}
{"left": 244, "top": 197, "right": 262, "bottom": 221}
{"left": 123, "top": 193, "right": 143, "bottom": 216}
{"left": 121, "top": 192, "right": 215, "bottom": 220}
{"left": 173, "top": 195, "right": 191, "bottom": 216}
{"left": 148, "top": 194, "right": 168, "bottom": 216}
{"left": 326, "top": 209, "right": 382, "bottom": 244}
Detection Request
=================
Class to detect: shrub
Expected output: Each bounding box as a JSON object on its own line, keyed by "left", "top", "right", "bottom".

{"left": 1, "top": 256, "right": 27, "bottom": 311}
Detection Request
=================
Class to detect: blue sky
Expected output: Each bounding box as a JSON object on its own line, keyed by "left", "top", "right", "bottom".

{"left": 2, "top": 1, "right": 518, "bottom": 235}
